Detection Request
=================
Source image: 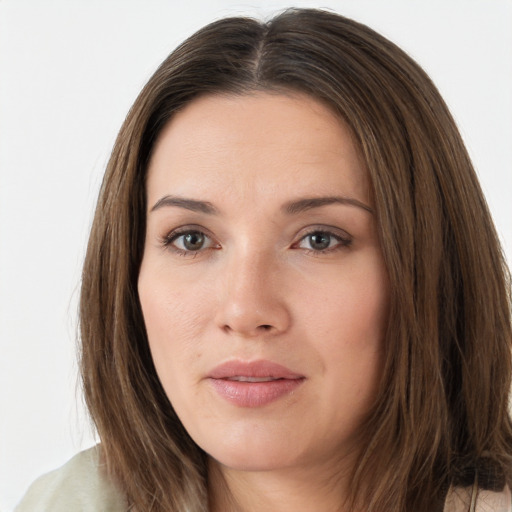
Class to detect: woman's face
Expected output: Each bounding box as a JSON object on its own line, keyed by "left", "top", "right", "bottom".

{"left": 138, "top": 92, "right": 389, "bottom": 474}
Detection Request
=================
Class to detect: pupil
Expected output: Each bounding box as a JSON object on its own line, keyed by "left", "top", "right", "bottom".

{"left": 310, "top": 232, "right": 330, "bottom": 250}
{"left": 184, "top": 232, "right": 204, "bottom": 250}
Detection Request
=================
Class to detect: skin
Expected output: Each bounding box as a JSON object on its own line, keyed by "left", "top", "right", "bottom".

{"left": 138, "top": 92, "right": 389, "bottom": 512}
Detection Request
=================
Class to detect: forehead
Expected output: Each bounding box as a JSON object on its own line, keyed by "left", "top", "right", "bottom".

{"left": 146, "top": 92, "right": 369, "bottom": 206}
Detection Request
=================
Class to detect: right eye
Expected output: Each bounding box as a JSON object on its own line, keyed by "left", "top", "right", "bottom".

{"left": 164, "top": 229, "right": 218, "bottom": 255}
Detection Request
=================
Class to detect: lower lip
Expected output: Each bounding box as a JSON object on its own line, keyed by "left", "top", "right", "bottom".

{"left": 208, "top": 378, "right": 304, "bottom": 407}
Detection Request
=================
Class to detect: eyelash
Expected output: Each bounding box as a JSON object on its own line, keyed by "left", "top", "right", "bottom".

{"left": 161, "top": 227, "right": 219, "bottom": 258}
{"left": 294, "top": 228, "right": 352, "bottom": 255}
{"left": 160, "top": 226, "right": 352, "bottom": 257}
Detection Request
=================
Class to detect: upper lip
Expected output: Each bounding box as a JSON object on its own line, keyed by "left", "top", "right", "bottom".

{"left": 208, "top": 360, "right": 304, "bottom": 380}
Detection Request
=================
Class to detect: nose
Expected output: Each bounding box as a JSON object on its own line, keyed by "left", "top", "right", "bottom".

{"left": 214, "top": 249, "right": 291, "bottom": 337}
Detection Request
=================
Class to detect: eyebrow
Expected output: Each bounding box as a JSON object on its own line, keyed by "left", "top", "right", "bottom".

{"left": 150, "top": 194, "right": 373, "bottom": 216}
{"left": 283, "top": 196, "right": 373, "bottom": 215}
{"left": 150, "top": 195, "right": 219, "bottom": 214}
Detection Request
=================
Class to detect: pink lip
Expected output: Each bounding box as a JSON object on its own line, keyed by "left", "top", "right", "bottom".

{"left": 207, "top": 360, "right": 305, "bottom": 408}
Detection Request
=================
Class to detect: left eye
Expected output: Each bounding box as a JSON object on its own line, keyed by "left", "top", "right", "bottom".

{"left": 297, "top": 231, "right": 350, "bottom": 251}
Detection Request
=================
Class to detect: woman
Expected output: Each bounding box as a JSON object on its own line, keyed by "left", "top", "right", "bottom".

{"left": 16, "top": 7, "right": 512, "bottom": 512}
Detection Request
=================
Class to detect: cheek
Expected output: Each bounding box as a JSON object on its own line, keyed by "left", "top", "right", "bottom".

{"left": 298, "top": 255, "right": 388, "bottom": 347}
{"left": 298, "top": 256, "right": 388, "bottom": 398}
{"left": 137, "top": 267, "right": 212, "bottom": 384}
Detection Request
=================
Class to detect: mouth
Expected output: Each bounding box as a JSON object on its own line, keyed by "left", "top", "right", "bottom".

{"left": 224, "top": 376, "right": 285, "bottom": 382}
{"left": 207, "top": 360, "right": 305, "bottom": 407}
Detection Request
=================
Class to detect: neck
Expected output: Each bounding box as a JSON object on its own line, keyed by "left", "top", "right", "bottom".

{"left": 207, "top": 456, "right": 362, "bottom": 512}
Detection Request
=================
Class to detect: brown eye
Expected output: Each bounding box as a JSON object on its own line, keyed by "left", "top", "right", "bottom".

{"left": 181, "top": 231, "right": 205, "bottom": 251}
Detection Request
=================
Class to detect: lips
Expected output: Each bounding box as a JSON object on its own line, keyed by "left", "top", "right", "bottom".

{"left": 207, "top": 360, "right": 305, "bottom": 407}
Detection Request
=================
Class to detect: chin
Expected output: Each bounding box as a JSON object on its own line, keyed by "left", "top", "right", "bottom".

{"left": 198, "top": 427, "right": 310, "bottom": 473}
{"left": 210, "top": 449, "right": 295, "bottom": 472}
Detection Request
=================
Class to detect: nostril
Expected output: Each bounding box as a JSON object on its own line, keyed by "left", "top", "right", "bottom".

{"left": 260, "top": 325, "right": 272, "bottom": 331}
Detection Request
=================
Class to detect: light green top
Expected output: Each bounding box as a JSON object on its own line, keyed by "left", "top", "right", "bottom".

{"left": 15, "top": 446, "right": 126, "bottom": 512}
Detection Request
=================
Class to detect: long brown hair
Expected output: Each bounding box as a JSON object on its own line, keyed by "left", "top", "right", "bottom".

{"left": 80, "top": 8, "right": 512, "bottom": 511}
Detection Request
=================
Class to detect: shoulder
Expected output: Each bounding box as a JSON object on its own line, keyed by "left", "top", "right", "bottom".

{"left": 15, "top": 445, "right": 126, "bottom": 512}
{"left": 444, "top": 485, "right": 512, "bottom": 512}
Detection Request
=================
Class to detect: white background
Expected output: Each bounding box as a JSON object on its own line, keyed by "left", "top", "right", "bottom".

{"left": 1, "top": 1, "right": 511, "bottom": 510}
